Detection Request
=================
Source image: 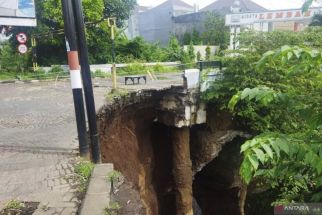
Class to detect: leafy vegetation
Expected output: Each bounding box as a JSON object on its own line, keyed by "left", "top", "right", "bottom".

{"left": 105, "top": 201, "right": 121, "bottom": 215}
{"left": 4, "top": 0, "right": 136, "bottom": 66}
{"left": 106, "top": 88, "right": 129, "bottom": 102}
{"left": 107, "top": 170, "right": 123, "bottom": 194}
{"left": 203, "top": 41, "right": 322, "bottom": 205}
{"left": 4, "top": 200, "right": 25, "bottom": 210}
{"left": 238, "top": 28, "right": 322, "bottom": 54}
{"left": 73, "top": 160, "right": 94, "bottom": 193}
{"left": 202, "top": 12, "right": 230, "bottom": 49}
{"left": 0, "top": 42, "right": 30, "bottom": 73}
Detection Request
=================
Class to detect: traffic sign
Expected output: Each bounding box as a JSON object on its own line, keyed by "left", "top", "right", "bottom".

{"left": 16, "top": 33, "right": 28, "bottom": 44}
{"left": 18, "top": 44, "right": 28, "bottom": 54}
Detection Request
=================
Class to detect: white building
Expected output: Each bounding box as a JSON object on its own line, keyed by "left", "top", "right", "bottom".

{"left": 226, "top": 0, "right": 322, "bottom": 49}
{"left": 126, "top": 0, "right": 267, "bottom": 45}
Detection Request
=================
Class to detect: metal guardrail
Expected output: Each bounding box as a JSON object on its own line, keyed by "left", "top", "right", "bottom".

{"left": 198, "top": 61, "right": 222, "bottom": 71}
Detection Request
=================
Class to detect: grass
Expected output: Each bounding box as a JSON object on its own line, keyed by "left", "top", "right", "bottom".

{"left": 106, "top": 170, "right": 123, "bottom": 194}
{"left": 106, "top": 170, "right": 122, "bottom": 183}
{"left": 117, "top": 63, "right": 180, "bottom": 76}
{"left": 92, "top": 69, "right": 111, "bottom": 78}
{"left": 4, "top": 199, "right": 25, "bottom": 210}
{"left": 0, "top": 69, "right": 68, "bottom": 81}
{"left": 0, "top": 63, "right": 180, "bottom": 81}
{"left": 73, "top": 160, "right": 94, "bottom": 193}
{"left": 105, "top": 201, "right": 121, "bottom": 215}
{"left": 106, "top": 89, "right": 129, "bottom": 102}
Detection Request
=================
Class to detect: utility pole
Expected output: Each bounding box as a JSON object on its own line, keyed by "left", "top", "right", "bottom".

{"left": 61, "top": 0, "right": 89, "bottom": 158}
{"left": 108, "top": 17, "right": 117, "bottom": 90}
{"left": 72, "top": 0, "right": 101, "bottom": 163}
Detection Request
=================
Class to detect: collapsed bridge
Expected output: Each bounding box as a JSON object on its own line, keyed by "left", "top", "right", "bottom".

{"left": 97, "top": 68, "right": 250, "bottom": 215}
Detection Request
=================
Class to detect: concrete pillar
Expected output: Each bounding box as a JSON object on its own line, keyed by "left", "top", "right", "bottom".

{"left": 171, "top": 127, "right": 193, "bottom": 215}
{"left": 229, "top": 25, "right": 240, "bottom": 50}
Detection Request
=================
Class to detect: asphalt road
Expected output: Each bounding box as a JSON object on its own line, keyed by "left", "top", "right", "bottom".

{"left": 0, "top": 81, "right": 108, "bottom": 150}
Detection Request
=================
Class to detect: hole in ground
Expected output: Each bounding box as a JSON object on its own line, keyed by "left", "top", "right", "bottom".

{"left": 193, "top": 138, "right": 244, "bottom": 215}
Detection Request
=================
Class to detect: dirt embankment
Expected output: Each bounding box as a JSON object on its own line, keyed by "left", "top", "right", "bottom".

{"left": 97, "top": 92, "right": 248, "bottom": 215}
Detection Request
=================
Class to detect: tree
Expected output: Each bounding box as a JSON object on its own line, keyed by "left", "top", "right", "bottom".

{"left": 205, "top": 46, "right": 211, "bottom": 60}
{"left": 203, "top": 45, "right": 322, "bottom": 208}
{"left": 202, "top": 12, "right": 230, "bottom": 49}
{"left": 187, "top": 41, "right": 195, "bottom": 62}
{"left": 103, "top": 0, "right": 136, "bottom": 27}
{"left": 310, "top": 14, "right": 322, "bottom": 26}
{"left": 0, "top": 42, "right": 30, "bottom": 73}
{"left": 167, "top": 36, "right": 182, "bottom": 61}
{"left": 196, "top": 51, "right": 201, "bottom": 61}
{"left": 238, "top": 28, "right": 322, "bottom": 54}
{"left": 6, "top": 0, "right": 136, "bottom": 65}
{"left": 181, "top": 28, "right": 202, "bottom": 45}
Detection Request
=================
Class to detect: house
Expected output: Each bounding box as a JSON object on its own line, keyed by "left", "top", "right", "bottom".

{"left": 137, "top": 0, "right": 195, "bottom": 45}
{"left": 126, "top": 0, "right": 267, "bottom": 45}
{"left": 226, "top": 2, "right": 322, "bottom": 49}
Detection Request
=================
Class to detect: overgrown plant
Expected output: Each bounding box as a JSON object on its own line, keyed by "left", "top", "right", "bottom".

{"left": 105, "top": 201, "right": 121, "bottom": 215}
{"left": 73, "top": 160, "right": 94, "bottom": 193}
{"left": 203, "top": 46, "right": 322, "bottom": 206}
{"left": 107, "top": 170, "right": 123, "bottom": 194}
{"left": 4, "top": 199, "right": 25, "bottom": 210}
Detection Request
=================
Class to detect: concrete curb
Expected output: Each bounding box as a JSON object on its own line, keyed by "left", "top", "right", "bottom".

{"left": 0, "top": 78, "right": 70, "bottom": 85}
{"left": 80, "top": 163, "right": 113, "bottom": 215}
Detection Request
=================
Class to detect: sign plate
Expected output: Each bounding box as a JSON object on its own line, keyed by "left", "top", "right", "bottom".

{"left": 16, "top": 32, "right": 27, "bottom": 43}
{"left": 18, "top": 44, "right": 28, "bottom": 54}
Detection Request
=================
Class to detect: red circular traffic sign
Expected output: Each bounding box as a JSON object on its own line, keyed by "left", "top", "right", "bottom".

{"left": 16, "top": 33, "right": 28, "bottom": 44}
{"left": 18, "top": 44, "right": 28, "bottom": 54}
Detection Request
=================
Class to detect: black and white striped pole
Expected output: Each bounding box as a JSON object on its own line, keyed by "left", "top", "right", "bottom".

{"left": 61, "top": 0, "right": 89, "bottom": 158}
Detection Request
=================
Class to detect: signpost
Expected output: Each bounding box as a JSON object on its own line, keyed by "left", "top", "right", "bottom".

{"left": 16, "top": 32, "right": 28, "bottom": 54}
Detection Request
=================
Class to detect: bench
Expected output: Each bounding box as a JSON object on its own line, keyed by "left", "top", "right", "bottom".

{"left": 125, "top": 75, "right": 147, "bottom": 85}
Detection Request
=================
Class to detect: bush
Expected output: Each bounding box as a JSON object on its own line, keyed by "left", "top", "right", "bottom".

{"left": 49, "top": 65, "right": 65, "bottom": 74}
{"left": 151, "top": 64, "right": 167, "bottom": 73}
{"left": 92, "top": 69, "right": 111, "bottom": 78}
{"left": 0, "top": 42, "right": 30, "bottom": 73}
{"left": 119, "top": 62, "right": 147, "bottom": 75}
{"left": 73, "top": 160, "right": 94, "bottom": 193}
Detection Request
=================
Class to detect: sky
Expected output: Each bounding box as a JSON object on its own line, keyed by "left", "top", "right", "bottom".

{"left": 137, "top": 0, "right": 321, "bottom": 10}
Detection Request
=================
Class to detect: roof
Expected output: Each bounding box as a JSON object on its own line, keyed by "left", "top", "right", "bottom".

{"left": 201, "top": 0, "right": 267, "bottom": 13}
{"left": 155, "top": 0, "right": 194, "bottom": 9}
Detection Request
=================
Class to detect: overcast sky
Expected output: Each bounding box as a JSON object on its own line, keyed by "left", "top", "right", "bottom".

{"left": 137, "top": 0, "right": 320, "bottom": 10}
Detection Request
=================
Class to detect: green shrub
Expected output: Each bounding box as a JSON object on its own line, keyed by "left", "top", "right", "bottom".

{"left": 119, "top": 62, "right": 147, "bottom": 75}
{"left": 0, "top": 42, "right": 30, "bottom": 73}
{"left": 5, "top": 199, "right": 24, "bottom": 210}
{"left": 151, "top": 64, "right": 167, "bottom": 73}
{"left": 49, "top": 65, "right": 65, "bottom": 74}
{"left": 92, "top": 69, "right": 111, "bottom": 78}
{"left": 73, "top": 160, "right": 94, "bottom": 193}
{"left": 105, "top": 201, "right": 121, "bottom": 215}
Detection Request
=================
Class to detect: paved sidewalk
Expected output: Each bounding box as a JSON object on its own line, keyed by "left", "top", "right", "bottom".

{"left": 0, "top": 147, "right": 79, "bottom": 214}
{"left": 0, "top": 81, "right": 108, "bottom": 214}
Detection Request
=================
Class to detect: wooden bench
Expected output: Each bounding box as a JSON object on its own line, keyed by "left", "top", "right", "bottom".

{"left": 124, "top": 75, "right": 147, "bottom": 85}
